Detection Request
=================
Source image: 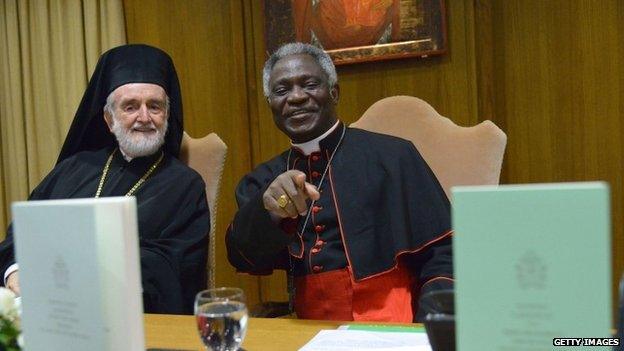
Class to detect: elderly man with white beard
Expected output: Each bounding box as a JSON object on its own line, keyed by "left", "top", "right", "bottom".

{"left": 0, "top": 45, "right": 210, "bottom": 314}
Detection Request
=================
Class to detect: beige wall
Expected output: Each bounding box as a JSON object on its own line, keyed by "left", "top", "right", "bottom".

{"left": 124, "top": 0, "right": 624, "bottom": 309}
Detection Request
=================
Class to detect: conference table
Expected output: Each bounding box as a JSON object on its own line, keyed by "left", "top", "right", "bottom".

{"left": 145, "top": 314, "right": 419, "bottom": 350}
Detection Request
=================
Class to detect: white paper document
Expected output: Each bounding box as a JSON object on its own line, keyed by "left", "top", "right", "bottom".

{"left": 12, "top": 197, "right": 145, "bottom": 351}
{"left": 299, "top": 329, "right": 432, "bottom": 351}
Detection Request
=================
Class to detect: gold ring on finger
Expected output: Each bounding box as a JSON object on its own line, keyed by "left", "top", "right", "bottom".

{"left": 277, "top": 194, "right": 291, "bottom": 209}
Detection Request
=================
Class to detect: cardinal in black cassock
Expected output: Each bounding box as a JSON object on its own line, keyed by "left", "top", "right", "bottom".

{"left": 226, "top": 43, "right": 453, "bottom": 322}
{"left": 0, "top": 44, "right": 209, "bottom": 314}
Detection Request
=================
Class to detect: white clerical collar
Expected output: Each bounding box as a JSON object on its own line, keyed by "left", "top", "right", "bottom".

{"left": 291, "top": 121, "right": 340, "bottom": 156}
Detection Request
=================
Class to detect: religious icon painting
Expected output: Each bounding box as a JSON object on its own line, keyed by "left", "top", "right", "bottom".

{"left": 263, "top": 0, "right": 447, "bottom": 65}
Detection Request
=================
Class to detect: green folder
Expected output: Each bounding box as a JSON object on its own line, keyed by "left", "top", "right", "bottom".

{"left": 453, "top": 182, "right": 612, "bottom": 351}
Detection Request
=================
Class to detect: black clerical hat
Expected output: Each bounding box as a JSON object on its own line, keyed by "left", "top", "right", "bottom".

{"left": 57, "top": 44, "right": 184, "bottom": 163}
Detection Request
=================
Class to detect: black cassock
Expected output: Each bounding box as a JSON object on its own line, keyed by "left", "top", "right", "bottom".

{"left": 226, "top": 126, "right": 453, "bottom": 319}
{"left": 0, "top": 147, "right": 209, "bottom": 314}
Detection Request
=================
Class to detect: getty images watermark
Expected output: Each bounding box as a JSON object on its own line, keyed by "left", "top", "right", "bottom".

{"left": 553, "top": 338, "right": 620, "bottom": 347}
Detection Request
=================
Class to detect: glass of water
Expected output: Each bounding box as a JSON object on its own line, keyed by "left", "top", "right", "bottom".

{"left": 195, "top": 287, "right": 248, "bottom": 351}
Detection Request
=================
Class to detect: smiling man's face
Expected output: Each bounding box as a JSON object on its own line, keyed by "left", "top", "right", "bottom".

{"left": 267, "top": 54, "right": 339, "bottom": 143}
{"left": 104, "top": 83, "right": 169, "bottom": 158}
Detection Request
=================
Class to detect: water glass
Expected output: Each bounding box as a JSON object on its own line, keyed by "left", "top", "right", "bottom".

{"left": 195, "top": 287, "right": 248, "bottom": 351}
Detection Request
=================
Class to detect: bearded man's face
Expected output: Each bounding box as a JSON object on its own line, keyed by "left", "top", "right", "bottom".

{"left": 104, "top": 83, "right": 169, "bottom": 158}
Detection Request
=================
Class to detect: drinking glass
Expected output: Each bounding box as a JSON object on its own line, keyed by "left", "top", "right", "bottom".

{"left": 195, "top": 287, "right": 248, "bottom": 351}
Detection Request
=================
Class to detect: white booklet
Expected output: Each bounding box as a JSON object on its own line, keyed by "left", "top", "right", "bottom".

{"left": 12, "top": 197, "right": 145, "bottom": 351}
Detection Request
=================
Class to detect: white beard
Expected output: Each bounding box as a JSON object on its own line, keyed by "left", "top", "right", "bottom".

{"left": 111, "top": 118, "right": 168, "bottom": 158}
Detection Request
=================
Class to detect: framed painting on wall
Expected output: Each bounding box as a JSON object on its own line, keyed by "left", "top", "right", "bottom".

{"left": 263, "top": 0, "right": 447, "bottom": 65}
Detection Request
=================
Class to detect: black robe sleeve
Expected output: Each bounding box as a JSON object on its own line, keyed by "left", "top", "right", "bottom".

{"left": 0, "top": 157, "right": 75, "bottom": 277}
{"left": 0, "top": 224, "right": 15, "bottom": 277}
{"left": 398, "top": 141, "right": 454, "bottom": 321}
{"left": 138, "top": 176, "right": 209, "bottom": 314}
{"left": 410, "top": 238, "right": 454, "bottom": 321}
{"left": 225, "top": 160, "right": 291, "bottom": 274}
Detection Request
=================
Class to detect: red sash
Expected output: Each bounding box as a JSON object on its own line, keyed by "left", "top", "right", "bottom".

{"left": 294, "top": 264, "right": 413, "bottom": 322}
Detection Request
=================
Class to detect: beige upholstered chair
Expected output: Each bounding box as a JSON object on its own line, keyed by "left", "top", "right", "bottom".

{"left": 179, "top": 132, "right": 227, "bottom": 289}
{"left": 351, "top": 96, "right": 507, "bottom": 199}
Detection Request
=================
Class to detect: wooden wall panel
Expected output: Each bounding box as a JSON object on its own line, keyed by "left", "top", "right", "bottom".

{"left": 483, "top": 0, "right": 624, "bottom": 314}
{"left": 123, "top": 0, "right": 261, "bottom": 305}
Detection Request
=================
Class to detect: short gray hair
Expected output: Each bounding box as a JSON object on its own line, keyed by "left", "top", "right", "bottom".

{"left": 262, "top": 42, "right": 337, "bottom": 98}
{"left": 103, "top": 89, "right": 170, "bottom": 118}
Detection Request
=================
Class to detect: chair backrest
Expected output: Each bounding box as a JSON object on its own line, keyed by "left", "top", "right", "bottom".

{"left": 179, "top": 132, "right": 227, "bottom": 289}
{"left": 350, "top": 96, "right": 507, "bottom": 199}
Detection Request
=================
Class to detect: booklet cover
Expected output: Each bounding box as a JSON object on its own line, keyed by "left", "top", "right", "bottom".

{"left": 12, "top": 197, "right": 144, "bottom": 351}
{"left": 453, "top": 182, "right": 612, "bottom": 351}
